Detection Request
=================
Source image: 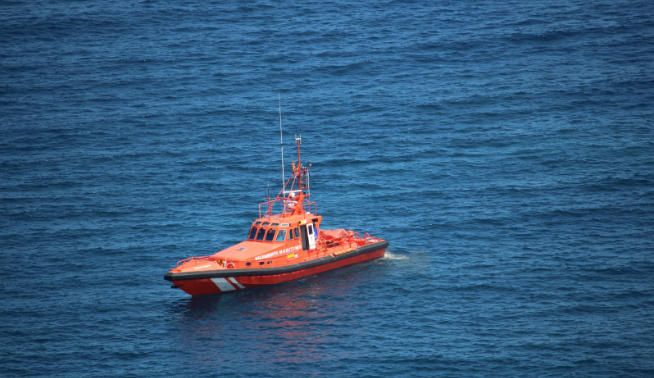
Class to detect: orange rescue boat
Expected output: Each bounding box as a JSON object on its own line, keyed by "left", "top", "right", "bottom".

{"left": 164, "top": 135, "right": 388, "bottom": 296}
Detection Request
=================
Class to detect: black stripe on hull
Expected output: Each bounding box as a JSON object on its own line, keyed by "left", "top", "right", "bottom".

{"left": 164, "top": 241, "right": 388, "bottom": 281}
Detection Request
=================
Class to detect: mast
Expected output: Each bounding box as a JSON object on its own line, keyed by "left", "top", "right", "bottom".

{"left": 259, "top": 133, "right": 311, "bottom": 217}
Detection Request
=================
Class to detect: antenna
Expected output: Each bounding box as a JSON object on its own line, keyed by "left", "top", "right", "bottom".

{"left": 278, "top": 94, "right": 285, "bottom": 196}
{"left": 295, "top": 134, "right": 302, "bottom": 190}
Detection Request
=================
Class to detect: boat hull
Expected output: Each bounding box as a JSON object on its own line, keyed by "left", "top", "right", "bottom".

{"left": 165, "top": 241, "right": 387, "bottom": 296}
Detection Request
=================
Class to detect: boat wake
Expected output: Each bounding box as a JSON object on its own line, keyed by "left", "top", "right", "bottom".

{"left": 384, "top": 251, "right": 408, "bottom": 260}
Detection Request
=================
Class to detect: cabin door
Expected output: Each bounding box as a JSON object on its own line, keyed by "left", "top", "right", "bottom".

{"left": 306, "top": 224, "right": 316, "bottom": 250}
{"left": 300, "top": 224, "right": 317, "bottom": 250}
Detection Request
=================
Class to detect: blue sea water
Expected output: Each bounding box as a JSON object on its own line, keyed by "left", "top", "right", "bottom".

{"left": 2, "top": 0, "right": 654, "bottom": 376}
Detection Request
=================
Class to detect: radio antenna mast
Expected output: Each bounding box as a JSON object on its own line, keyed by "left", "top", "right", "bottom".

{"left": 278, "top": 94, "right": 285, "bottom": 196}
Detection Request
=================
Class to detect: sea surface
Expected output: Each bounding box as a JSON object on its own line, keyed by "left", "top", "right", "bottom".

{"left": 2, "top": 0, "right": 654, "bottom": 376}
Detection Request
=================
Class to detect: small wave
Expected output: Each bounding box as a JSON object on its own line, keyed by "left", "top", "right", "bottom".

{"left": 508, "top": 29, "right": 581, "bottom": 44}
{"left": 317, "top": 61, "right": 371, "bottom": 76}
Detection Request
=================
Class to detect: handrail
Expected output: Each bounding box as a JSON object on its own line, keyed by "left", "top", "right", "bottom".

{"left": 175, "top": 255, "right": 240, "bottom": 269}
{"left": 257, "top": 197, "right": 318, "bottom": 218}
{"left": 175, "top": 255, "right": 213, "bottom": 267}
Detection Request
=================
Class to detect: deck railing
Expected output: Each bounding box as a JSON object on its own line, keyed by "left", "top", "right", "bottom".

{"left": 257, "top": 197, "right": 318, "bottom": 218}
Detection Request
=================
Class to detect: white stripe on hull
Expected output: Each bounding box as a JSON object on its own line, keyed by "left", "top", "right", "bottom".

{"left": 211, "top": 278, "right": 236, "bottom": 292}
{"left": 226, "top": 277, "right": 245, "bottom": 289}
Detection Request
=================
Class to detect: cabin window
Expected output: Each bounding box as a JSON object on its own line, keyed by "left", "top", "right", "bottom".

{"left": 308, "top": 225, "right": 313, "bottom": 235}
{"left": 255, "top": 221, "right": 262, "bottom": 225}
{"left": 267, "top": 261, "right": 272, "bottom": 264}
{"left": 276, "top": 230, "right": 286, "bottom": 241}
{"left": 262, "top": 222, "right": 270, "bottom": 226}
{"left": 289, "top": 229, "right": 294, "bottom": 240}
{"left": 256, "top": 228, "right": 266, "bottom": 240}
{"left": 272, "top": 223, "right": 279, "bottom": 227}
{"left": 246, "top": 262, "right": 251, "bottom": 266}
{"left": 248, "top": 227, "right": 257, "bottom": 240}
{"left": 294, "top": 228, "right": 300, "bottom": 238}
{"left": 265, "top": 228, "right": 276, "bottom": 241}
{"left": 259, "top": 261, "right": 265, "bottom": 265}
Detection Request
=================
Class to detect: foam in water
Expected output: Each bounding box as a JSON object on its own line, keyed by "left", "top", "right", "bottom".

{"left": 383, "top": 250, "right": 408, "bottom": 260}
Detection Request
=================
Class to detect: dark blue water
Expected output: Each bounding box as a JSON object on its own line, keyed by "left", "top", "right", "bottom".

{"left": 2, "top": 0, "right": 654, "bottom": 376}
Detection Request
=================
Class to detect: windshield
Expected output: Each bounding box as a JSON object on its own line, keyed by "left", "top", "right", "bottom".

{"left": 276, "top": 230, "right": 286, "bottom": 241}
{"left": 265, "top": 228, "right": 276, "bottom": 241}
{"left": 248, "top": 227, "right": 257, "bottom": 240}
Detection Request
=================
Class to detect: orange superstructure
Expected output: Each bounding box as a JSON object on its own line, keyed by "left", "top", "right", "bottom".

{"left": 164, "top": 136, "right": 388, "bottom": 296}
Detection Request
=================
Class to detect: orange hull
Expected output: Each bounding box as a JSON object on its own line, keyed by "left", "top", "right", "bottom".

{"left": 166, "top": 242, "right": 387, "bottom": 296}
